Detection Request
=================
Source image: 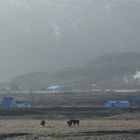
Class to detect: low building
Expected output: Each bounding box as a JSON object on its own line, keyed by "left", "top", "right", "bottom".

{"left": 133, "top": 97, "right": 140, "bottom": 107}
{"left": 105, "top": 100, "right": 130, "bottom": 108}
{"left": 1, "top": 97, "right": 31, "bottom": 108}
{"left": 1, "top": 97, "right": 16, "bottom": 107}
{"left": 47, "top": 85, "right": 63, "bottom": 92}
{"left": 16, "top": 101, "right": 31, "bottom": 108}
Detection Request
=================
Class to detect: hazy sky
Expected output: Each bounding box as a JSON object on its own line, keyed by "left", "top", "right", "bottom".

{"left": 0, "top": 0, "right": 140, "bottom": 81}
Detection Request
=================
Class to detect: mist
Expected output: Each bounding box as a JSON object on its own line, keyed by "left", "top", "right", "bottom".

{"left": 0, "top": 0, "right": 140, "bottom": 81}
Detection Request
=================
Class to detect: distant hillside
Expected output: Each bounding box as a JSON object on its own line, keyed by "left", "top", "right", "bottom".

{"left": 0, "top": 0, "right": 140, "bottom": 81}
{"left": 2, "top": 52, "right": 140, "bottom": 90}
{"left": 86, "top": 52, "right": 140, "bottom": 88}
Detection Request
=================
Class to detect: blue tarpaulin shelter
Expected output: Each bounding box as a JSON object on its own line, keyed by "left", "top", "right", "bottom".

{"left": 1, "top": 97, "right": 16, "bottom": 107}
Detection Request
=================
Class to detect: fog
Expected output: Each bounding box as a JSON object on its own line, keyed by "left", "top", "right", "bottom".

{"left": 0, "top": 0, "right": 140, "bottom": 81}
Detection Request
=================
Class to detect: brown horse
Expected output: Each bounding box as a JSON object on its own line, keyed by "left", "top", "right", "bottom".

{"left": 67, "top": 119, "right": 80, "bottom": 127}
{"left": 71, "top": 119, "right": 80, "bottom": 126}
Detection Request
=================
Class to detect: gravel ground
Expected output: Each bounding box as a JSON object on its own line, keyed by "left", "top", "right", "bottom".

{"left": 5, "top": 134, "right": 140, "bottom": 140}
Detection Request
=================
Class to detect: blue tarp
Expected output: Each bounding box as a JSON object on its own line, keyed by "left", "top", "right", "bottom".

{"left": 1, "top": 97, "right": 16, "bottom": 107}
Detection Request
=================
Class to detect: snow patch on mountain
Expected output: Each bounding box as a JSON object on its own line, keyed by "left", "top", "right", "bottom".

{"left": 133, "top": 71, "right": 140, "bottom": 80}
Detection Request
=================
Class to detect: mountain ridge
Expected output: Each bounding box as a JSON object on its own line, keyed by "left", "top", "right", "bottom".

{"left": 1, "top": 52, "right": 140, "bottom": 90}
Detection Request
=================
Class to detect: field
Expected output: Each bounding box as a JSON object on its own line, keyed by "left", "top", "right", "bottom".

{"left": 0, "top": 108, "right": 140, "bottom": 140}
{"left": 0, "top": 91, "right": 140, "bottom": 139}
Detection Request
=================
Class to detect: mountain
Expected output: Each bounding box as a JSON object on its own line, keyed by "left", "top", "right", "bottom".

{"left": 0, "top": 0, "right": 140, "bottom": 80}
{"left": 2, "top": 52, "right": 140, "bottom": 90}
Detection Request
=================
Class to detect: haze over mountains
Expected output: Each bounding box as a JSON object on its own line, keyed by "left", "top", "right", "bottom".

{"left": 0, "top": 0, "right": 140, "bottom": 81}
{"left": 2, "top": 52, "right": 140, "bottom": 90}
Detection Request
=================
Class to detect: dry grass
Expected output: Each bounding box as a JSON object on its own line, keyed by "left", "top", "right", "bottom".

{"left": 0, "top": 91, "right": 140, "bottom": 139}
{"left": 0, "top": 116, "right": 140, "bottom": 140}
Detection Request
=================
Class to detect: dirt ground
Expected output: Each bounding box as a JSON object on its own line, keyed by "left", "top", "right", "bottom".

{"left": 0, "top": 115, "right": 140, "bottom": 140}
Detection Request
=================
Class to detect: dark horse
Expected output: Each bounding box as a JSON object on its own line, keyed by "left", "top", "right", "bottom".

{"left": 40, "top": 120, "right": 45, "bottom": 127}
{"left": 67, "top": 120, "right": 72, "bottom": 127}
{"left": 67, "top": 119, "right": 80, "bottom": 127}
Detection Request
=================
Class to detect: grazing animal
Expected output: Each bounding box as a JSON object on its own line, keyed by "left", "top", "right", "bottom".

{"left": 40, "top": 120, "right": 45, "bottom": 127}
{"left": 67, "top": 119, "right": 80, "bottom": 127}
{"left": 71, "top": 119, "right": 80, "bottom": 126}
{"left": 67, "top": 120, "right": 72, "bottom": 127}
